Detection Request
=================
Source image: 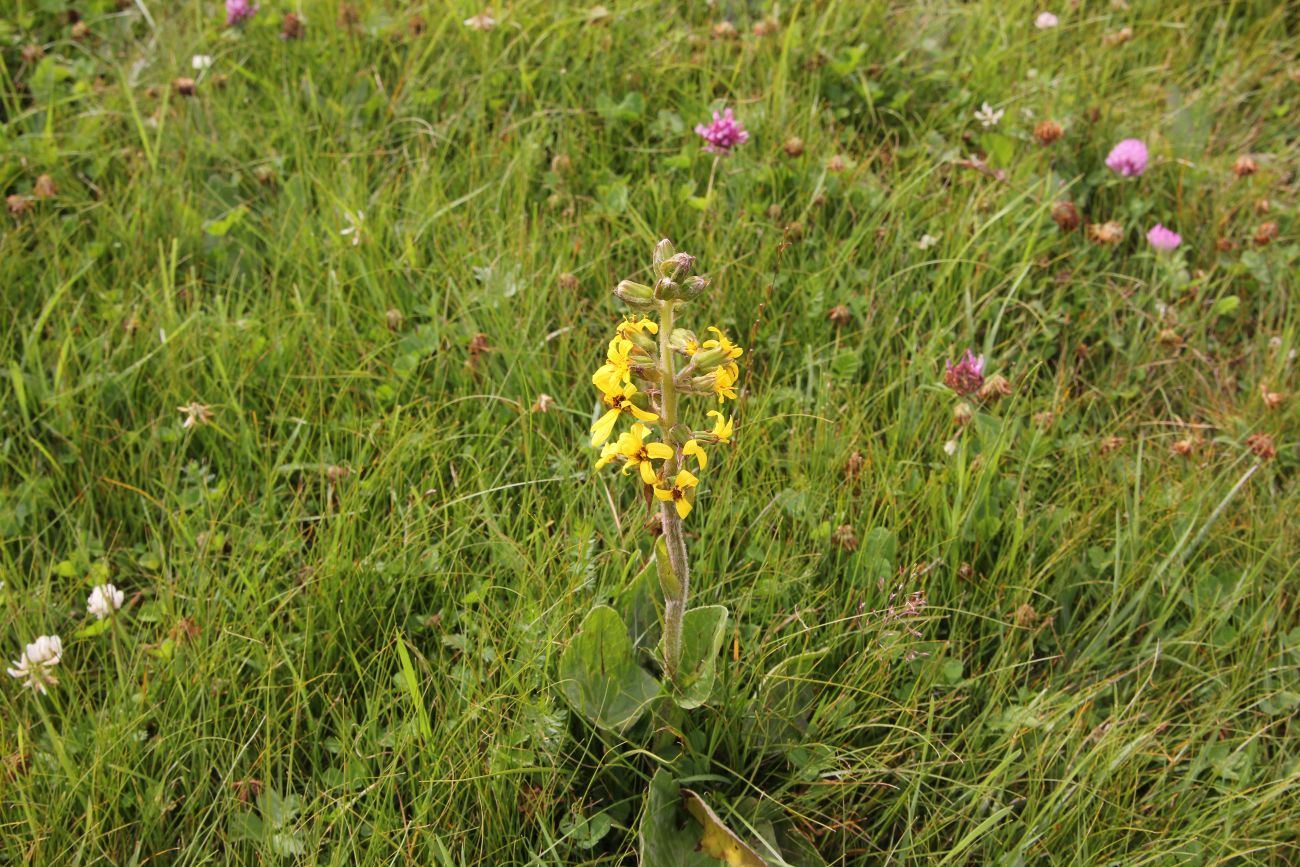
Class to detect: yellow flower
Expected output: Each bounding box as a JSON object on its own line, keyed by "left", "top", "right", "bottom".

{"left": 590, "top": 383, "right": 659, "bottom": 446}
{"left": 616, "top": 318, "right": 659, "bottom": 340}
{"left": 704, "top": 326, "right": 744, "bottom": 361}
{"left": 711, "top": 366, "right": 738, "bottom": 403}
{"left": 706, "top": 410, "right": 734, "bottom": 443}
{"left": 682, "top": 439, "right": 707, "bottom": 469}
{"left": 594, "top": 441, "right": 622, "bottom": 470}
{"left": 592, "top": 337, "right": 636, "bottom": 395}
{"left": 654, "top": 469, "right": 699, "bottom": 519}
{"left": 619, "top": 423, "right": 674, "bottom": 484}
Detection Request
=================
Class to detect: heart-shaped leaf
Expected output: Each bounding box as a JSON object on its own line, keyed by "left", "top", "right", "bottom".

{"left": 558, "top": 605, "right": 660, "bottom": 734}
{"left": 672, "top": 605, "right": 729, "bottom": 709}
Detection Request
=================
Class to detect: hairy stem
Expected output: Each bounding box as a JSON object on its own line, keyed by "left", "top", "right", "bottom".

{"left": 657, "top": 298, "right": 690, "bottom": 680}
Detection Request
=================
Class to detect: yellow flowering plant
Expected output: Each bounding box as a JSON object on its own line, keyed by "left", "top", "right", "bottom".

{"left": 560, "top": 239, "right": 741, "bottom": 733}
{"left": 590, "top": 239, "right": 739, "bottom": 682}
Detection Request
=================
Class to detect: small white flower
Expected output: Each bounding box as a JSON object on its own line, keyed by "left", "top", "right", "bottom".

{"left": 463, "top": 10, "right": 497, "bottom": 31}
{"left": 87, "top": 584, "right": 124, "bottom": 620}
{"left": 1035, "top": 12, "right": 1059, "bottom": 29}
{"left": 340, "top": 210, "right": 364, "bottom": 246}
{"left": 974, "top": 102, "right": 1005, "bottom": 128}
{"left": 7, "top": 635, "right": 63, "bottom": 695}
{"left": 191, "top": 55, "right": 214, "bottom": 71}
{"left": 943, "top": 439, "right": 959, "bottom": 456}
{"left": 918, "top": 233, "right": 941, "bottom": 250}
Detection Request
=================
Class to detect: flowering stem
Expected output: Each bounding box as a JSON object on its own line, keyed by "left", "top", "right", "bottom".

{"left": 656, "top": 298, "right": 690, "bottom": 680}
{"left": 33, "top": 694, "right": 78, "bottom": 787}
{"left": 701, "top": 154, "right": 720, "bottom": 243}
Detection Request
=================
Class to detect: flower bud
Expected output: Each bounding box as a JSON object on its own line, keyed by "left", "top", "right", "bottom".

{"left": 653, "top": 277, "right": 678, "bottom": 300}
{"left": 652, "top": 239, "right": 676, "bottom": 271}
{"left": 614, "top": 279, "right": 655, "bottom": 309}
{"left": 679, "top": 275, "right": 710, "bottom": 300}
{"left": 689, "top": 346, "right": 727, "bottom": 372}
{"left": 669, "top": 328, "right": 698, "bottom": 353}
{"left": 659, "top": 251, "right": 697, "bottom": 281}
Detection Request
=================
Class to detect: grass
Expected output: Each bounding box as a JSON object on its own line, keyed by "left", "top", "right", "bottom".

{"left": 1, "top": 0, "right": 1297, "bottom": 863}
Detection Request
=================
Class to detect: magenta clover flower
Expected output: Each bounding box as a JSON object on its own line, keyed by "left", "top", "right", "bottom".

{"left": 226, "top": 0, "right": 258, "bottom": 27}
{"left": 1146, "top": 224, "right": 1182, "bottom": 251}
{"left": 694, "top": 108, "right": 749, "bottom": 155}
{"left": 944, "top": 350, "right": 986, "bottom": 396}
{"left": 1105, "top": 138, "right": 1148, "bottom": 177}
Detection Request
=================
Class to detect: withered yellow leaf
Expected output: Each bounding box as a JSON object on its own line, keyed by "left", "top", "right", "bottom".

{"left": 681, "top": 789, "right": 769, "bottom": 867}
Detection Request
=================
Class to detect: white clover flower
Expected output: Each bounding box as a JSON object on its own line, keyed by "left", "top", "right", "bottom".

{"left": 340, "top": 210, "right": 364, "bottom": 246}
{"left": 463, "top": 10, "right": 497, "bottom": 31}
{"left": 1035, "top": 12, "right": 1059, "bottom": 29}
{"left": 974, "top": 102, "right": 1005, "bottom": 128}
{"left": 191, "top": 55, "right": 214, "bottom": 71}
{"left": 943, "top": 439, "right": 959, "bottom": 456}
{"left": 87, "top": 583, "right": 124, "bottom": 620}
{"left": 7, "top": 635, "right": 63, "bottom": 695}
{"left": 918, "top": 233, "right": 941, "bottom": 250}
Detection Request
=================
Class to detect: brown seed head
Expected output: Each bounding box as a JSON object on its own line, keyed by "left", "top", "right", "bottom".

{"left": 844, "top": 450, "right": 865, "bottom": 480}
{"left": 281, "top": 12, "right": 304, "bottom": 39}
{"left": 1051, "top": 201, "right": 1080, "bottom": 232}
{"left": 557, "top": 272, "right": 579, "bottom": 290}
{"left": 172, "top": 77, "right": 196, "bottom": 97}
{"left": 783, "top": 136, "right": 805, "bottom": 157}
{"left": 1232, "top": 156, "right": 1258, "bottom": 177}
{"left": 1034, "top": 120, "right": 1064, "bottom": 145}
{"left": 32, "top": 174, "right": 57, "bottom": 199}
{"left": 828, "top": 305, "right": 852, "bottom": 328}
{"left": 1258, "top": 383, "right": 1283, "bottom": 410}
{"left": 1088, "top": 221, "right": 1124, "bottom": 245}
{"left": 978, "top": 373, "right": 1012, "bottom": 401}
{"left": 1245, "top": 433, "right": 1275, "bottom": 460}
{"left": 1253, "top": 222, "right": 1278, "bottom": 246}
{"left": 1103, "top": 26, "right": 1132, "bottom": 46}
{"left": 831, "top": 524, "right": 859, "bottom": 552}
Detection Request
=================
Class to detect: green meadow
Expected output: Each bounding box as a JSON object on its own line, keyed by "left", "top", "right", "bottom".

{"left": 1, "top": 1, "right": 1296, "bottom": 863}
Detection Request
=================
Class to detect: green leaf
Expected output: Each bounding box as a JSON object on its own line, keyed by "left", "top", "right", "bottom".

{"left": 395, "top": 635, "right": 433, "bottom": 743}
{"left": 1210, "top": 295, "right": 1240, "bottom": 317}
{"left": 746, "top": 650, "right": 826, "bottom": 754}
{"left": 203, "top": 205, "right": 249, "bottom": 237}
{"left": 654, "top": 538, "right": 680, "bottom": 598}
{"left": 672, "top": 605, "right": 728, "bottom": 709}
{"left": 640, "top": 770, "right": 717, "bottom": 867}
{"left": 561, "top": 808, "right": 614, "bottom": 849}
{"left": 857, "top": 527, "right": 896, "bottom": 584}
{"left": 73, "top": 618, "right": 112, "bottom": 639}
{"left": 558, "top": 606, "right": 660, "bottom": 733}
{"left": 615, "top": 554, "right": 662, "bottom": 653}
